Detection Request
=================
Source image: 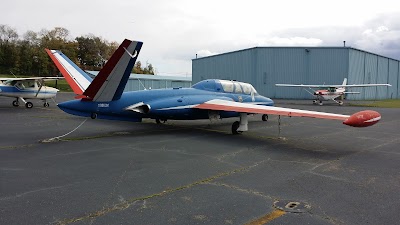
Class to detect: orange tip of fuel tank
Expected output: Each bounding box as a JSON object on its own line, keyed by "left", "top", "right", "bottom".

{"left": 343, "top": 110, "right": 381, "bottom": 127}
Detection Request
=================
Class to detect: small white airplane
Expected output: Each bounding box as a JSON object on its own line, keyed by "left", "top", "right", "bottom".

{"left": 0, "top": 77, "right": 62, "bottom": 108}
{"left": 276, "top": 78, "right": 391, "bottom": 106}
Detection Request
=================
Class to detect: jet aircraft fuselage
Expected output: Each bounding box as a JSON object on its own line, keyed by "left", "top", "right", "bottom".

{"left": 58, "top": 79, "right": 274, "bottom": 122}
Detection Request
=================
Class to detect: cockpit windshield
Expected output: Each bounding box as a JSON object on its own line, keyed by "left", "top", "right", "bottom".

{"left": 219, "top": 80, "right": 258, "bottom": 95}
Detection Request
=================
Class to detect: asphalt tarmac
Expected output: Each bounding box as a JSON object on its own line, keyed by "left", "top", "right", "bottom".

{"left": 1, "top": 93, "right": 399, "bottom": 225}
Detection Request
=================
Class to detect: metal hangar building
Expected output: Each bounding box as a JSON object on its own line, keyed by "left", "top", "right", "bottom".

{"left": 87, "top": 71, "right": 192, "bottom": 91}
{"left": 192, "top": 47, "right": 400, "bottom": 100}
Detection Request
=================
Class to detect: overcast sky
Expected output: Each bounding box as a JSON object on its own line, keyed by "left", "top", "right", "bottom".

{"left": 2, "top": 0, "right": 400, "bottom": 76}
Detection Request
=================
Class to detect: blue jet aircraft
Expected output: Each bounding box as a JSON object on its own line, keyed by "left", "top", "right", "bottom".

{"left": 46, "top": 39, "right": 381, "bottom": 134}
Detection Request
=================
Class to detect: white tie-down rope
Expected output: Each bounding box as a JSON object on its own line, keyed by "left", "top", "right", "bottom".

{"left": 41, "top": 118, "right": 88, "bottom": 143}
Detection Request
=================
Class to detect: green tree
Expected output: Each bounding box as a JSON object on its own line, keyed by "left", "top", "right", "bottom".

{"left": 0, "top": 24, "right": 157, "bottom": 76}
{"left": 0, "top": 25, "right": 19, "bottom": 74}
{"left": 133, "top": 61, "right": 155, "bottom": 75}
{"left": 76, "top": 35, "right": 117, "bottom": 70}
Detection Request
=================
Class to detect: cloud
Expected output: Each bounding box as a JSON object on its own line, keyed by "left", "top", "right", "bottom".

{"left": 254, "top": 36, "right": 323, "bottom": 46}
{"left": 196, "top": 49, "right": 219, "bottom": 58}
{"left": 354, "top": 13, "right": 400, "bottom": 59}
{"left": 1, "top": 0, "right": 400, "bottom": 75}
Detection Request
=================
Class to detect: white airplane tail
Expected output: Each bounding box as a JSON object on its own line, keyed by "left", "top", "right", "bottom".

{"left": 342, "top": 78, "right": 347, "bottom": 86}
{"left": 45, "top": 49, "right": 93, "bottom": 95}
{"left": 82, "top": 39, "right": 143, "bottom": 102}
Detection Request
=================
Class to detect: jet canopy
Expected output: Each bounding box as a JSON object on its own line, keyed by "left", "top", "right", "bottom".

{"left": 192, "top": 79, "right": 258, "bottom": 95}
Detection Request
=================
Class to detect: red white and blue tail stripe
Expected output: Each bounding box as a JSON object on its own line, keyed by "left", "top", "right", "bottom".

{"left": 45, "top": 49, "right": 92, "bottom": 95}
{"left": 82, "top": 39, "right": 143, "bottom": 102}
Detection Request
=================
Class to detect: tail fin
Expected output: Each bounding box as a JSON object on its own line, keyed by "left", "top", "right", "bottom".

{"left": 45, "top": 49, "right": 92, "bottom": 95}
{"left": 82, "top": 39, "right": 143, "bottom": 102}
{"left": 342, "top": 78, "right": 347, "bottom": 86}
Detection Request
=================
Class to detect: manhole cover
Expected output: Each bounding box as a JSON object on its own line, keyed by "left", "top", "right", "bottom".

{"left": 274, "top": 200, "right": 311, "bottom": 213}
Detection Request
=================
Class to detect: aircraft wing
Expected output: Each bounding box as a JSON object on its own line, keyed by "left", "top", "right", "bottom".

{"left": 193, "top": 99, "right": 381, "bottom": 127}
{"left": 275, "top": 83, "right": 391, "bottom": 88}
{"left": 275, "top": 84, "right": 326, "bottom": 88}
{"left": 341, "top": 84, "right": 391, "bottom": 87}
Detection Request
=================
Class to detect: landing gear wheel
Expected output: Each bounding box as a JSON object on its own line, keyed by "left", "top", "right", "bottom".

{"left": 156, "top": 119, "right": 167, "bottom": 124}
{"left": 318, "top": 101, "right": 323, "bottom": 106}
{"left": 12, "top": 100, "right": 19, "bottom": 107}
{"left": 262, "top": 114, "right": 268, "bottom": 121}
{"left": 338, "top": 101, "right": 343, "bottom": 106}
{"left": 25, "top": 102, "right": 33, "bottom": 108}
{"left": 90, "top": 112, "right": 97, "bottom": 119}
{"left": 312, "top": 100, "right": 317, "bottom": 104}
{"left": 43, "top": 102, "right": 50, "bottom": 107}
{"left": 231, "top": 121, "right": 242, "bottom": 134}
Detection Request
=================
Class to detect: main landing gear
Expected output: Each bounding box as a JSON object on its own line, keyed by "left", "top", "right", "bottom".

{"left": 12, "top": 97, "right": 34, "bottom": 108}
{"left": 312, "top": 100, "right": 324, "bottom": 106}
{"left": 231, "top": 113, "right": 269, "bottom": 134}
{"left": 11, "top": 97, "right": 50, "bottom": 108}
{"left": 155, "top": 118, "right": 167, "bottom": 124}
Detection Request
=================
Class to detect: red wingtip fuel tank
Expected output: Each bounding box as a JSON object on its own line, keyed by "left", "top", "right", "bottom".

{"left": 343, "top": 110, "right": 381, "bottom": 127}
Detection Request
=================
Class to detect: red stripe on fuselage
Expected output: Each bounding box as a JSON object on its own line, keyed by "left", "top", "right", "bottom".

{"left": 45, "top": 49, "right": 83, "bottom": 95}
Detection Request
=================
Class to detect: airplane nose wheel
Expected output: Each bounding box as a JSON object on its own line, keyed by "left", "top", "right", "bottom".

{"left": 262, "top": 114, "right": 268, "bottom": 121}
{"left": 12, "top": 100, "right": 19, "bottom": 107}
{"left": 43, "top": 102, "right": 50, "bottom": 107}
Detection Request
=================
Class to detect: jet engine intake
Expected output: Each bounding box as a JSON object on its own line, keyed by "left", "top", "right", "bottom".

{"left": 125, "top": 102, "right": 151, "bottom": 114}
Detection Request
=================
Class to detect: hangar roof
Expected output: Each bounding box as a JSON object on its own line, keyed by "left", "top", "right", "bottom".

{"left": 192, "top": 46, "right": 400, "bottom": 62}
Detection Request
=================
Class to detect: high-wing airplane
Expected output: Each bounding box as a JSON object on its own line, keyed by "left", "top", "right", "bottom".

{"left": 0, "top": 77, "right": 62, "bottom": 108}
{"left": 276, "top": 79, "right": 391, "bottom": 106}
{"left": 46, "top": 39, "right": 382, "bottom": 134}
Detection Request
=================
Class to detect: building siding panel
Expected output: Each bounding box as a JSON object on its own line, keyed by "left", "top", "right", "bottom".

{"left": 192, "top": 47, "right": 400, "bottom": 100}
{"left": 348, "top": 49, "right": 365, "bottom": 100}
{"left": 388, "top": 59, "right": 399, "bottom": 99}
{"left": 376, "top": 57, "right": 389, "bottom": 99}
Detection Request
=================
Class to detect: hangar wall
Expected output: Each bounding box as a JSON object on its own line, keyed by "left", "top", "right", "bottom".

{"left": 124, "top": 74, "right": 192, "bottom": 91}
{"left": 192, "top": 47, "right": 400, "bottom": 100}
{"left": 87, "top": 71, "right": 192, "bottom": 91}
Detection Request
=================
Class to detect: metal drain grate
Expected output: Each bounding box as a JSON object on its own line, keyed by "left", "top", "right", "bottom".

{"left": 273, "top": 200, "right": 311, "bottom": 213}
